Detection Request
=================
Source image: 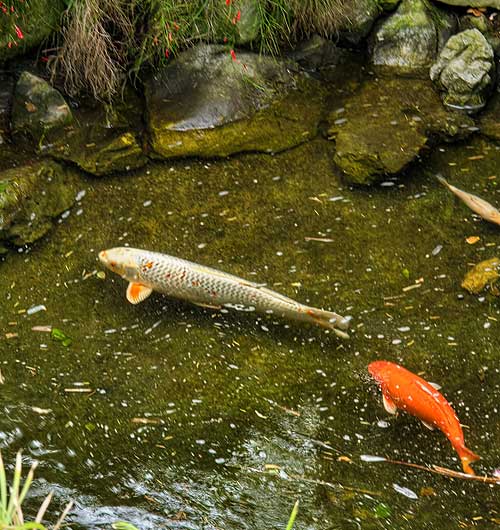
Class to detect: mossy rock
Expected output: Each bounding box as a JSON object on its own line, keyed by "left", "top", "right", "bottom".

{"left": 327, "top": 77, "right": 475, "bottom": 185}
{"left": 0, "top": 0, "right": 65, "bottom": 62}
{"left": 0, "top": 161, "right": 77, "bottom": 250}
{"left": 430, "top": 29, "right": 495, "bottom": 111}
{"left": 145, "top": 44, "right": 323, "bottom": 159}
{"left": 370, "top": 0, "right": 456, "bottom": 70}
{"left": 462, "top": 257, "right": 500, "bottom": 294}
{"left": 46, "top": 89, "right": 147, "bottom": 176}
{"left": 12, "top": 71, "right": 73, "bottom": 142}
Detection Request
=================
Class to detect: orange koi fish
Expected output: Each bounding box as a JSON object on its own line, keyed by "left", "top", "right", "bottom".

{"left": 368, "top": 360, "right": 480, "bottom": 475}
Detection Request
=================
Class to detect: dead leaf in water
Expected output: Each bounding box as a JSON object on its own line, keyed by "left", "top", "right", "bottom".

{"left": 466, "top": 236, "right": 480, "bottom": 245}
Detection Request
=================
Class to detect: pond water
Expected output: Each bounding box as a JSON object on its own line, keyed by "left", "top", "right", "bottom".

{"left": 1, "top": 75, "right": 500, "bottom": 528}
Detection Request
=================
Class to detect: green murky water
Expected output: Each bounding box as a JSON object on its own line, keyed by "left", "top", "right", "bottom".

{"left": 1, "top": 103, "right": 500, "bottom": 527}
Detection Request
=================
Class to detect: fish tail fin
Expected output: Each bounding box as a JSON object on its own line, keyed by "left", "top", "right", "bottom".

{"left": 305, "top": 307, "right": 350, "bottom": 339}
{"left": 457, "top": 445, "right": 480, "bottom": 475}
{"left": 436, "top": 174, "right": 450, "bottom": 188}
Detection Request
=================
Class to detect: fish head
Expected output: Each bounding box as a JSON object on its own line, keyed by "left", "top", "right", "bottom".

{"left": 99, "top": 247, "right": 142, "bottom": 282}
{"left": 368, "top": 360, "right": 398, "bottom": 386}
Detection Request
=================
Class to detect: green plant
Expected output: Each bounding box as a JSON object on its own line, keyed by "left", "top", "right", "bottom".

{"left": 285, "top": 500, "right": 299, "bottom": 530}
{"left": 0, "top": 450, "right": 73, "bottom": 529}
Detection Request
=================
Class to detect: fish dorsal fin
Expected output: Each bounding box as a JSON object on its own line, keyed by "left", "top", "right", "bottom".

{"left": 383, "top": 393, "right": 397, "bottom": 415}
{"left": 421, "top": 420, "right": 435, "bottom": 431}
{"left": 429, "top": 382, "right": 441, "bottom": 390}
{"left": 126, "top": 282, "right": 153, "bottom": 304}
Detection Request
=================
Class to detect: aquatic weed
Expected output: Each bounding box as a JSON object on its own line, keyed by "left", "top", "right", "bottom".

{"left": 0, "top": 450, "right": 73, "bottom": 529}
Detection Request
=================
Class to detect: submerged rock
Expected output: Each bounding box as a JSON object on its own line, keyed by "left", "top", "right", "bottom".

{"left": 288, "top": 35, "right": 342, "bottom": 70}
{"left": 370, "top": 0, "right": 455, "bottom": 70}
{"left": 145, "top": 44, "right": 323, "bottom": 159}
{"left": 480, "top": 91, "right": 500, "bottom": 142}
{"left": 0, "top": 161, "right": 77, "bottom": 252}
{"left": 430, "top": 29, "right": 495, "bottom": 111}
{"left": 327, "top": 77, "right": 474, "bottom": 185}
{"left": 12, "top": 72, "right": 73, "bottom": 142}
{"left": 462, "top": 257, "right": 500, "bottom": 295}
{"left": 46, "top": 89, "right": 147, "bottom": 176}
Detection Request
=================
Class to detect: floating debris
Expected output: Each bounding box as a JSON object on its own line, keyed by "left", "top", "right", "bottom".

{"left": 393, "top": 483, "right": 418, "bottom": 499}
{"left": 32, "top": 325, "right": 52, "bottom": 332}
{"left": 360, "top": 454, "right": 387, "bottom": 462}
{"left": 51, "top": 327, "right": 73, "bottom": 347}
{"left": 466, "top": 236, "right": 480, "bottom": 245}
{"left": 31, "top": 406, "right": 52, "bottom": 414}
{"left": 432, "top": 244, "right": 443, "bottom": 256}
{"left": 304, "top": 237, "right": 334, "bottom": 243}
{"left": 462, "top": 257, "right": 500, "bottom": 295}
{"left": 27, "top": 304, "right": 47, "bottom": 315}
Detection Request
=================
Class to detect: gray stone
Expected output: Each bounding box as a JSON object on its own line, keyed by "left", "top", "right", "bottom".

{"left": 145, "top": 44, "right": 324, "bottom": 159}
{"left": 370, "top": 0, "right": 456, "bottom": 69}
{"left": 460, "top": 14, "right": 500, "bottom": 56}
{"left": 12, "top": 72, "right": 73, "bottom": 142}
{"left": 0, "top": 161, "right": 77, "bottom": 250}
{"left": 430, "top": 29, "right": 495, "bottom": 111}
{"left": 337, "top": 0, "right": 382, "bottom": 45}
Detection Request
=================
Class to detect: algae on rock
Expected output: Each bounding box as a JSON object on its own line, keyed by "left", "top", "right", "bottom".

{"left": 327, "top": 76, "right": 474, "bottom": 185}
{"left": 145, "top": 44, "right": 324, "bottom": 160}
{"left": 0, "top": 161, "right": 77, "bottom": 252}
{"left": 370, "top": 0, "right": 455, "bottom": 70}
{"left": 430, "top": 29, "right": 495, "bottom": 111}
{"left": 46, "top": 90, "right": 147, "bottom": 176}
{"left": 462, "top": 257, "right": 500, "bottom": 295}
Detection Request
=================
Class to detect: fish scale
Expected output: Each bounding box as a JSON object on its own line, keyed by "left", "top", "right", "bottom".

{"left": 99, "top": 247, "right": 350, "bottom": 338}
{"left": 137, "top": 250, "right": 303, "bottom": 312}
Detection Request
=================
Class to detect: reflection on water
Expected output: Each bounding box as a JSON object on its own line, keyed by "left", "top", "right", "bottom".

{"left": 1, "top": 75, "right": 500, "bottom": 527}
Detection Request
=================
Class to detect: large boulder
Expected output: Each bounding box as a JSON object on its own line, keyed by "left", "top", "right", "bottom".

{"left": 430, "top": 29, "right": 495, "bottom": 111}
{"left": 370, "top": 0, "right": 456, "bottom": 69}
{"left": 327, "top": 77, "right": 475, "bottom": 185}
{"left": 145, "top": 44, "right": 324, "bottom": 160}
{"left": 12, "top": 72, "right": 73, "bottom": 142}
{"left": 0, "top": 161, "right": 77, "bottom": 253}
{"left": 0, "top": 1, "right": 65, "bottom": 62}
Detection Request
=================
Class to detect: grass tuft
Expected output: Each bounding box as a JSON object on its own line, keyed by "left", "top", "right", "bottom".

{"left": 0, "top": 450, "right": 73, "bottom": 529}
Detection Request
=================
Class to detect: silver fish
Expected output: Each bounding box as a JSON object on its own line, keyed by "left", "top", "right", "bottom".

{"left": 99, "top": 247, "right": 350, "bottom": 338}
{"left": 437, "top": 174, "right": 500, "bottom": 225}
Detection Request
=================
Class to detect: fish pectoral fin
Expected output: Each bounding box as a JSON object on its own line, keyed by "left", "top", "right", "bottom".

{"left": 382, "top": 393, "right": 398, "bottom": 415}
{"left": 126, "top": 282, "right": 153, "bottom": 304}
{"left": 192, "top": 301, "right": 222, "bottom": 310}
{"left": 421, "top": 420, "right": 435, "bottom": 431}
